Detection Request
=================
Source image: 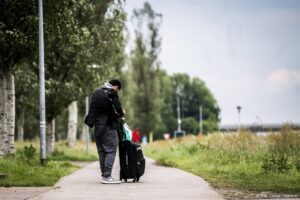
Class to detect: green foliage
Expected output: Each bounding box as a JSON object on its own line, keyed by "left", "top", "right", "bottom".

{"left": 40, "top": 0, "right": 126, "bottom": 122}
{"left": 6, "top": 0, "right": 127, "bottom": 139}
{"left": 172, "top": 73, "right": 220, "bottom": 134}
{"left": 182, "top": 117, "right": 199, "bottom": 134}
{"left": 0, "top": 0, "right": 38, "bottom": 72}
{"left": 156, "top": 70, "right": 176, "bottom": 134}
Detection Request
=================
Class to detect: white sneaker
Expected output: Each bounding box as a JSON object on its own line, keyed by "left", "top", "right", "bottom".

{"left": 101, "top": 176, "right": 121, "bottom": 184}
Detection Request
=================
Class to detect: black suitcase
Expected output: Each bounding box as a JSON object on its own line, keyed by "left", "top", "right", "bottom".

{"left": 119, "top": 141, "right": 145, "bottom": 182}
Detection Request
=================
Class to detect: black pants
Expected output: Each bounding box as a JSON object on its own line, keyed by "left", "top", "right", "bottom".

{"left": 94, "top": 125, "right": 119, "bottom": 178}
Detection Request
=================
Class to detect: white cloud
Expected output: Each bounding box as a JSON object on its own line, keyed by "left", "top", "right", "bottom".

{"left": 266, "top": 68, "right": 300, "bottom": 93}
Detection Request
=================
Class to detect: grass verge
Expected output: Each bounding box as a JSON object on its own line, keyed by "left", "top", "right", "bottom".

{"left": 144, "top": 126, "right": 300, "bottom": 193}
{"left": 0, "top": 158, "right": 78, "bottom": 186}
{"left": 0, "top": 140, "right": 98, "bottom": 186}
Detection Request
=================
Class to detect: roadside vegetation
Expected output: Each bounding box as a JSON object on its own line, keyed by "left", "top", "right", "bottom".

{"left": 144, "top": 125, "right": 300, "bottom": 193}
{"left": 0, "top": 140, "right": 98, "bottom": 186}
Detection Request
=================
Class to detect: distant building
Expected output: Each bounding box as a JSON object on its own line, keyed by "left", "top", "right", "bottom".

{"left": 219, "top": 123, "right": 300, "bottom": 133}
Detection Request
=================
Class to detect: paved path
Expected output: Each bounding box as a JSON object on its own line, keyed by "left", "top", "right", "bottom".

{"left": 0, "top": 187, "right": 51, "bottom": 200}
{"left": 42, "top": 158, "right": 224, "bottom": 200}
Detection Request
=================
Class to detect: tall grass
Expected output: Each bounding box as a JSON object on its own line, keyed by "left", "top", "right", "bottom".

{"left": 144, "top": 125, "right": 300, "bottom": 193}
{"left": 49, "top": 140, "right": 98, "bottom": 162}
{"left": 15, "top": 140, "right": 99, "bottom": 162}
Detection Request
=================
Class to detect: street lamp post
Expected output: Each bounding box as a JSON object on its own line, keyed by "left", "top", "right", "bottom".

{"left": 256, "top": 116, "right": 263, "bottom": 131}
{"left": 85, "top": 96, "right": 90, "bottom": 153}
{"left": 236, "top": 105, "right": 242, "bottom": 130}
{"left": 177, "top": 95, "right": 181, "bottom": 132}
{"left": 199, "top": 105, "right": 203, "bottom": 134}
{"left": 173, "top": 85, "right": 183, "bottom": 138}
{"left": 38, "top": 0, "right": 46, "bottom": 164}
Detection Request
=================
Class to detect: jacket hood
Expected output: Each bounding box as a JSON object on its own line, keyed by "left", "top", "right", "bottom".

{"left": 103, "top": 82, "right": 114, "bottom": 89}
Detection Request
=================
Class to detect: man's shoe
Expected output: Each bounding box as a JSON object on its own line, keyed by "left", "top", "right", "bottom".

{"left": 101, "top": 176, "right": 121, "bottom": 184}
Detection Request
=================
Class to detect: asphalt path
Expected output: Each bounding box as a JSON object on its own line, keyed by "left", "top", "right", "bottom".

{"left": 41, "top": 157, "right": 224, "bottom": 200}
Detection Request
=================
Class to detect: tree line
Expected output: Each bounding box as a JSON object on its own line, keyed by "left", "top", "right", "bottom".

{"left": 0, "top": 1, "right": 220, "bottom": 158}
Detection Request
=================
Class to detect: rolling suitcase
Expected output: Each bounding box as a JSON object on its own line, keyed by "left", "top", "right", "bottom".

{"left": 119, "top": 141, "right": 145, "bottom": 182}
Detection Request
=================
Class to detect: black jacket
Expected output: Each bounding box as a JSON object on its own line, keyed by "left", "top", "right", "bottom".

{"left": 85, "top": 87, "right": 124, "bottom": 128}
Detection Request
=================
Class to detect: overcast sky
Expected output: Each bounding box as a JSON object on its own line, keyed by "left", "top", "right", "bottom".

{"left": 124, "top": 0, "right": 300, "bottom": 126}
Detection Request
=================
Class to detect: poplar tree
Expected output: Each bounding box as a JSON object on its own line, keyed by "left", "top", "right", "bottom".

{"left": 0, "top": 0, "right": 38, "bottom": 156}
{"left": 128, "top": 2, "right": 162, "bottom": 138}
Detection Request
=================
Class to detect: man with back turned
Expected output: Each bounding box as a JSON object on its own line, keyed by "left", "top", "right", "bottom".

{"left": 85, "top": 79, "right": 124, "bottom": 184}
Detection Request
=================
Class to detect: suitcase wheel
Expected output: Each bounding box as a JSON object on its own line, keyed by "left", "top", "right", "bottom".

{"left": 132, "top": 177, "right": 140, "bottom": 183}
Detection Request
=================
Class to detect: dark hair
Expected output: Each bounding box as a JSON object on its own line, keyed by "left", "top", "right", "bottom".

{"left": 109, "top": 79, "right": 122, "bottom": 90}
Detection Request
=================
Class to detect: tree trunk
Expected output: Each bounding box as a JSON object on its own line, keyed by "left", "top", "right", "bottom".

{"left": 0, "top": 70, "right": 15, "bottom": 156}
{"left": 17, "top": 108, "right": 24, "bottom": 141}
{"left": 0, "top": 70, "right": 5, "bottom": 157}
{"left": 6, "top": 72, "right": 15, "bottom": 154}
{"left": 81, "top": 122, "right": 86, "bottom": 141}
{"left": 67, "top": 101, "right": 78, "bottom": 147}
{"left": 46, "top": 119, "right": 55, "bottom": 155}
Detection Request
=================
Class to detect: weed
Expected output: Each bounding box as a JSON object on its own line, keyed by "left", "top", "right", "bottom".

{"left": 293, "top": 158, "right": 300, "bottom": 172}
{"left": 262, "top": 153, "right": 292, "bottom": 173}
{"left": 24, "top": 144, "right": 37, "bottom": 160}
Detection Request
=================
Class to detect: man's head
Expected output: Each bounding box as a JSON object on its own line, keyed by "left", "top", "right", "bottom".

{"left": 109, "top": 79, "right": 122, "bottom": 92}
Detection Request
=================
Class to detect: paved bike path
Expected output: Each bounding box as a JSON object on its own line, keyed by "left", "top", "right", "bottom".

{"left": 42, "top": 158, "right": 224, "bottom": 200}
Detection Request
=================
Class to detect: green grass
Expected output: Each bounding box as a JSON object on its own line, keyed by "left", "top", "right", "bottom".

{"left": 0, "top": 158, "right": 78, "bottom": 186}
{"left": 0, "top": 140, "right": 99, "bottom": 186}
{"left": 144, "top": 127, "right": 300, "bottom": 193}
